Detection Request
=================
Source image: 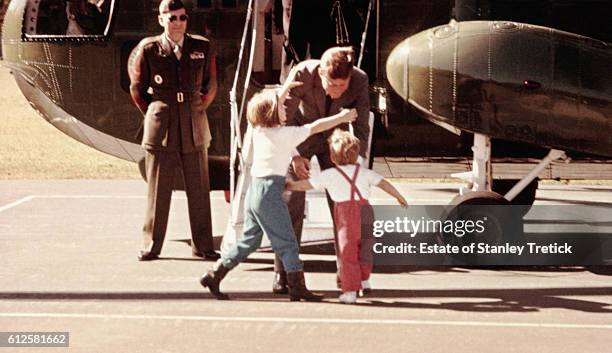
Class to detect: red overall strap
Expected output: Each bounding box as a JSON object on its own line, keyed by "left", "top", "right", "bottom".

{"left": 334, "top": 164, "right": 365, "bottom": 202}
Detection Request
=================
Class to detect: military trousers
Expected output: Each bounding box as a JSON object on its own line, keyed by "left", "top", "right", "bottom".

{"left": 142, "top": 148, "right": 214, "bottom": 256}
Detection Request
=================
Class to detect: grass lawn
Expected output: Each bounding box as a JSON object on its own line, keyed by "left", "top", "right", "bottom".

{"left": 0, "top": 66, "right": 140, "bottom": 179}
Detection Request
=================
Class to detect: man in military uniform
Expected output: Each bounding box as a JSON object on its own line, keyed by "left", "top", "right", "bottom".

{"left": 128, "top": 0, "right": 220, "bottom": 261}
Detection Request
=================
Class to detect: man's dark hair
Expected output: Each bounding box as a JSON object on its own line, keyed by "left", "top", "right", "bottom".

{"left": 320, "top": 46, "right": 354, "bottom": 80}
{"left": 159, "top": 0, "right": 185, "bottom": 14}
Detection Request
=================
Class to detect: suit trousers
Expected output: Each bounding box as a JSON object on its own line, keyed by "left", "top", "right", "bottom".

{"left": 276, "top": 151, "right": 337, "bottom": 273}
{"left": 142, "top": 148, "right": 214, "bottom": 255}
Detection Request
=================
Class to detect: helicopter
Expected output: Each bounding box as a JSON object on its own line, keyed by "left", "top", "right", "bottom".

{"left": 387, "top": 0, "right": 611, "bottom": 208}
{"left": 0, "top": 0, "right": 610, "bottom": 209}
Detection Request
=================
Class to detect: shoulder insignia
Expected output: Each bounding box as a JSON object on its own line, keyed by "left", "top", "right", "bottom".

{"left": 188, "top": 33, "right": 209, "bottom": 43}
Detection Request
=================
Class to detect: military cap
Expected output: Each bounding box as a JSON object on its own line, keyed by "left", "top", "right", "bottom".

{"left": 159, "top": 0, "right": 185, "bottom": 14}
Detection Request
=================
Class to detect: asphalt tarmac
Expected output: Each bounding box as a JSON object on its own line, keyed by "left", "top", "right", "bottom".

{"left": 0, "top": 180, "right": 611, "bottom": 352}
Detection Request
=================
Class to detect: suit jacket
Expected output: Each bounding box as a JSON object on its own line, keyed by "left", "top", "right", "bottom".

{"left": 284, "top": 60, "right": 370, "bottom": 158}
{"left": 128, "top": 33, "right": 214, "bottom": 152}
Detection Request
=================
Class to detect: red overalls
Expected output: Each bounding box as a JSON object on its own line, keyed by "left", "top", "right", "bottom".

{"left": 333, "top": 165, "right": 374, "bottom": 293}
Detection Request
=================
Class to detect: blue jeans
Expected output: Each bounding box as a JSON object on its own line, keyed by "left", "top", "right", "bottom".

{"left": 222, "top": 175, "right": 303, "bottom": 272}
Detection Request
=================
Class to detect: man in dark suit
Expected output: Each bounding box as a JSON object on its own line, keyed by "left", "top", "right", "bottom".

{"left": 273, "top": 46, "right": 371, "bottom": 293}
{"left": 128, "top": 0, "right": 220, "bottom": 261}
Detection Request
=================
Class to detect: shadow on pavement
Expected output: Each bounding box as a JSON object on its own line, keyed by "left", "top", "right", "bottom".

{"left": 1, "top": 287, "right": 610, "bottom": 313}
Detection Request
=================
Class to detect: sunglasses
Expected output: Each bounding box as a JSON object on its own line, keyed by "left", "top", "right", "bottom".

{"left": 165, "top": 14, "right": 188, "bottom": 22}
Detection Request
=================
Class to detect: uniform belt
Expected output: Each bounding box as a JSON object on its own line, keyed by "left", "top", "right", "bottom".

{"left": 151, "top": 90, "right": 199, "bottom": 103}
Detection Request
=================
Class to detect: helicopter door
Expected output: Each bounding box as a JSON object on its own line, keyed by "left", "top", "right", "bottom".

{"left": 251, "top": 0, "right": 284, "bottom": 84}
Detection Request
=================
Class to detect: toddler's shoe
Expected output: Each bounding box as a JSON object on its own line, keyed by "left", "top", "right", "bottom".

{"left": 360, "top": 280, "right": 372, "bottom": 296}
{"left": 339, "top": 291, "right": 357, "bottom": 304}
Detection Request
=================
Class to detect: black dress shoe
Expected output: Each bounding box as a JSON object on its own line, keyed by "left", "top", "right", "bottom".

{"left": 138, "top": 251, "right": 159, "bottom": 261}
{"left": 193, "top": 251, "right": 221, "bottom": 261}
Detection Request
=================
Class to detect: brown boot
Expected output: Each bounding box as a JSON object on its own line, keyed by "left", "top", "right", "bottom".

{"left": 272, "top": 271, "right": 288, "bottom": 294}
{"left": 286, "top": 271, "right": 324, "bottom": 302}
{"left": 200, "top": 260, "right": 230, "bottom": 300}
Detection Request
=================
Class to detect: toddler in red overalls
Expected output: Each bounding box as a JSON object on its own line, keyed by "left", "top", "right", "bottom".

{"left": 287, "top": 129, "right": 408, "bottom": 304}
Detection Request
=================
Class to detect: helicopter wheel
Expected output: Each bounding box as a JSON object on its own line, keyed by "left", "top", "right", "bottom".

{"left": 439, "top": 191, "right": 523, "bottom": 265}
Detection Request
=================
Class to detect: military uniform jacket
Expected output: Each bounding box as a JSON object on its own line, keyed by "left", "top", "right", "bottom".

{"left": 283, "top": 60, "right": 370, "bottom": 158}
{"left": 128, "top": 33, "right": 213, "bottom": 152}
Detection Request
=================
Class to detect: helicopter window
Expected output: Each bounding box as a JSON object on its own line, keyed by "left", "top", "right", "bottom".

{"left": 197, "top": 0, "right": 212, "bottom": 8}
{"left": 23, "top": 0, "right": 114, "bottom": 40}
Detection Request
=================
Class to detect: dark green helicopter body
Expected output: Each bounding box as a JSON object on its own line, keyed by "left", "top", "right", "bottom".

{"left": 1, "top": 0, "right": 611, "bottom": 190}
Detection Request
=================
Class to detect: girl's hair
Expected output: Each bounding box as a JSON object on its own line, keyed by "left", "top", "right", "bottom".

{"left": 247, "top": 90, "right": 280, "bottom": 128}
{"left": 329, "top": 129, "right": 360, "bottom": 165}
{"left": 320, "top": 46, "right": 354, "bottom": 79}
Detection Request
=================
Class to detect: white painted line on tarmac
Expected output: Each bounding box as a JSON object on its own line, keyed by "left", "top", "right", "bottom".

{"left": 32, "top": 195, "right": 227, "bottom": 200}
{"left": 0, "top": 194, "right": 228, "bottom": 214}
{"left": 0, "top": 312, "right": 611, "bottom": 330}
{"left": 34, "top": 195, "right": 147, "bottom": 199}
{"left": 0, "top": 195, "right": 448, "bottom": 215}
{"left": 0, "top": 196, "right": 34, "bottom": 213}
